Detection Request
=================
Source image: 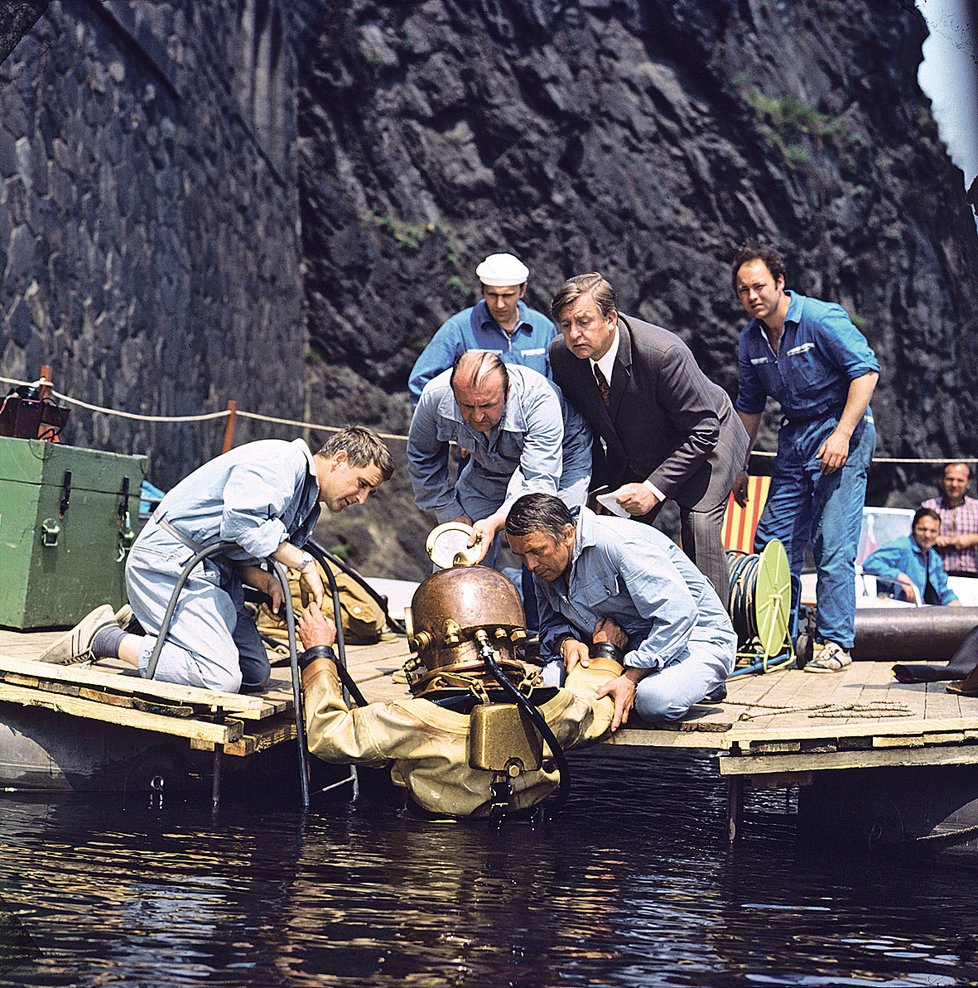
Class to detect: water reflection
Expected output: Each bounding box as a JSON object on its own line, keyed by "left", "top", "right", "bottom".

{"left": 0, "top": 750, "right": 974, "bottom": 986}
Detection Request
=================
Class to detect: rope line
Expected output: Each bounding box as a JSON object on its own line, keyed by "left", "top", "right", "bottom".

{"left": 0, "top": 373, "right": 972, "bottom": 462}
{"left": 52, "top": 390, "right": 230, "bottom": 423}
{"left": 732, "top": 699, "right": 915, "bottom": 720}
{"left": 235, "top": 409, "right": 407, "bottom": 442}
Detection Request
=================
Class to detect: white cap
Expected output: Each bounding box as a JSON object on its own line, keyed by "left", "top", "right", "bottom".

{"left": 475, "top": 252, "right": 529, "bottom": 287}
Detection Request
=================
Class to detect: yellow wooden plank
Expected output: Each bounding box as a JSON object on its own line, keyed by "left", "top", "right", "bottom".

{"left": 0, "top": 684, "right": 242, "bottom": 743}
{"left": 605, "top": 728, "right": 729, "bottom": 749}
{"left": 727, "top": 715, "right": 978, "bottom": 745}
{"left": 874, "top": 735, "right": 925, "bottom": 748}
{"left": 0, "top": 653, "right": 287, "bottom": 721}
{"left": 750, "top": 741, "right": 802, "bottom": 754}
{"left": 719, "top": 743, "right": 978, "bottom": 775}
{"left": 922, "top": 732, "right": 967, "bottom": 745}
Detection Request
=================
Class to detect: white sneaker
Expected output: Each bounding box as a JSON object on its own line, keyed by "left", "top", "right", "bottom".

{"left": 804, "top": 641, "right": 852, "bottom": 674}
{"left": 38, "top": 605, "right": 117, "bottom": 664}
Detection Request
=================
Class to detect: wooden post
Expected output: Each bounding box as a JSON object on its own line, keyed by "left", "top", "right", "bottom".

{"left": 727, "top": 777, "right": 744, "bottom": 842}
{"left": 222, "top": 400, "right": 237, "bottom": 453}
{"left": 211, "top": 746, "right": 223, "bottom": 810}
{"left": 38, "top": 364, "right": 52, "bottom": 399}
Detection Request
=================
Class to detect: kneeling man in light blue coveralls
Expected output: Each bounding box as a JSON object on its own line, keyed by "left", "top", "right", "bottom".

{"left": 731, "top": 242, "right": 880, "bottom": 673}
{"left": 40, "top": 427, "right": 394, "bottom": 693}
{"left": 506, "top": 493, "right": 736, "bottom": 727}
{"left": 407, "top": 350, "right": 591, "bottom": 568}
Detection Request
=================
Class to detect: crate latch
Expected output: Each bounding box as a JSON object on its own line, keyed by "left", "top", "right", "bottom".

{"left": 117, "top": 475, "right": 135, "bottom": 562}
{"left": 40, "top": 517, "right": 61, "bottom": 547}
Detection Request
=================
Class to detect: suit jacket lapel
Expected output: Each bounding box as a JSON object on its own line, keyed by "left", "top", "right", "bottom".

{"left": 607, "top": 317, "right": 632, "bottom": 421}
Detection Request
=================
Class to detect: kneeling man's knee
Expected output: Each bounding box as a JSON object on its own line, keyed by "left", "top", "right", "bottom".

{"left": 634, "top": 688, "right": 692, "bottom": 723}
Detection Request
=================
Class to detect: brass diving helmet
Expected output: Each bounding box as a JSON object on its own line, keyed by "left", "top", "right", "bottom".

{"left": 403, "top": 523, "right": 554, "bottom": 802}
{"left": 403, "top": 564, "right": 529, "bottom": 699}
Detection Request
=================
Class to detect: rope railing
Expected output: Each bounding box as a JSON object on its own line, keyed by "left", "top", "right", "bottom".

{"left": 0, "top": 371, "right": 972, "bottom": 464}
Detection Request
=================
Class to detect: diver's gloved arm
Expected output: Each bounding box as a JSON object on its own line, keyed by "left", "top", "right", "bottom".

{"left": 558, "top": 657, "right": 625, "bottom": 743}
{"left": 301, "top": 659, "right": 394, "bottom": 767}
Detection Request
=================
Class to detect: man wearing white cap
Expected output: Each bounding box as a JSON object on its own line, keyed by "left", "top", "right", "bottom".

{"left": 408, "top": 252, "right": 558, "bottom": 407}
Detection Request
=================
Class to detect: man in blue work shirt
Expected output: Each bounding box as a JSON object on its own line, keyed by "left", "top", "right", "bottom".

{"left": 732, "top": 242, "right": 880, "bottom": 673}
{"left": 862, "top": 507, "right": 961, "bottom": 606}
{"left": 408, "top": 351, "right": 591, "bottom": 568}
{"left": 505, "top": 492, "right": 736, "bottom": 727}
{"left": 408, "top": 252, "right": 557, "bottom": 407}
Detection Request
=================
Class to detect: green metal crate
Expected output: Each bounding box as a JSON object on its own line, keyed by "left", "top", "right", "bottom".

{"left": 0, "top": 438, "right": 147, "bottom": 629}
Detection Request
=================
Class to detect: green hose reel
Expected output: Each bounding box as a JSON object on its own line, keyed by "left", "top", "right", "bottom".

{"left": 726, "top": 539, "right": 793, "bottom": 673}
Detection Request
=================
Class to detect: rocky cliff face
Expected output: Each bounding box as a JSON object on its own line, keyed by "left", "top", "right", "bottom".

{"left": 299, "top": 0, "right": 978, "bottom": 576}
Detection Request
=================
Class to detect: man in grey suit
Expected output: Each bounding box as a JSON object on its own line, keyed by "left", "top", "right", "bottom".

{"left": 549, "top": 273, "right": 748, "bottom": 607}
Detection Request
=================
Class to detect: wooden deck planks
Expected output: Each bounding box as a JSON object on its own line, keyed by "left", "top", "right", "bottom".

{"left": 7, "top": 623, "right": 978, "bottom": 778}
{"left": 0, "top": 681, "right": 242, "bottom": 744}
{"left": 0, "top": 652, "right": 288, "bottom": 720}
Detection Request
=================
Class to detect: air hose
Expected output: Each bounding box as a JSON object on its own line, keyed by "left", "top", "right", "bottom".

{"left": 726, "top": 549, "right": 760, "bottom": 643}
{"left": 725, "top": 548, "right": 793, "bottom": 679}
{"left": 302, "top": 542, "right": 368, "bottom": 709}
{"left": 143, "top": 542, "right": 312, "bottom": 808}
{"left": 474, "top": 631, "right": 570, "bottom": 813}
{"left": 307, "top": 538, "right": 407, "bottom": 636}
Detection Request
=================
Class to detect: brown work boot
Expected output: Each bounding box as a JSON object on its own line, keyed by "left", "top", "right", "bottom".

{"left": 38, "top": 605, "right": 118, "bottom": 664}
{"left": 947, "top": 663, "right": 978, "bottom": 696}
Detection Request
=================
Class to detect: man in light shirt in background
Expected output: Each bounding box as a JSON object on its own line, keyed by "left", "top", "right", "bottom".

{"left": 408, "top": 252, "right": 557, "bottom": 407}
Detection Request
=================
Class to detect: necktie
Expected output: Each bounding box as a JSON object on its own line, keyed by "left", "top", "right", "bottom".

{"left": 593, "top": 364, "right": 611, "bottom": 407}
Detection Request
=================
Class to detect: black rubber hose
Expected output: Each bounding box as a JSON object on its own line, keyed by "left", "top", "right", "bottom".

{"left": 307, "top": 538, "right": 407, "bottom": 636}
{"left": 476, "top": 635, "right": 570, "bottom": 813}
{"left": 145, "top": 541, "right": 239, "bottom": 680}
{"left": 302, "top": 542, "right": 368, "bottom": 708}
{"left": 143, "top": 543, "right": 312, "bottom": 811}
{"left": 277, "top": 550, "right": 360, "bottom": 805}
{"left": 271, "top": 559, "right": 310, "bottom": 810}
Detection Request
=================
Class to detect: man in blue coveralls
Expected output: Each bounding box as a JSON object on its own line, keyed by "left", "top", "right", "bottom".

{"left": 40, "top": 427, "right": 394, "bottom": 693}
{"left": 862, "top": 507, "right": 961, "bottom": 607}
{"left": 408, "top": 252, "right": 557, "bottom": 407}
{"left": 731, "top": 242, "right": 880, "bottom": 673}
{"left": 505, "top": 492, "right": 736, "bottom": 727}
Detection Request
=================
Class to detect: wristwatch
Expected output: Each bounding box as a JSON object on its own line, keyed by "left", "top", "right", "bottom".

{"left": 297, "top": 551, "right": 315, "bottom": 573}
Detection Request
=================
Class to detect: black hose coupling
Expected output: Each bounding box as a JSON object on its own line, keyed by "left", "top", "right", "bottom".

{"left": 588, "top": 641, "right": 623, "bottom": 663}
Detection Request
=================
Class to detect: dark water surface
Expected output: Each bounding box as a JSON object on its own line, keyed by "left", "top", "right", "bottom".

{"left": 0, "top": 748, "right": 974, "bottom": 987}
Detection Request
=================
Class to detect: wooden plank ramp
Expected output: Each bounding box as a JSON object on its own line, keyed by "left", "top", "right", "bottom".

{"left": 0, "top": 626, "right": 302, "bottom": 757}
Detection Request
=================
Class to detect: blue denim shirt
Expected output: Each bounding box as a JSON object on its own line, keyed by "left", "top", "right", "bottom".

{"left": 736, "top": 292, "right": 880, "bottom": 421}
{"left": 407, "top": 366, "right": 591, "bottom": 522}
{"left": 862, "top": 535, "right": 958, "bottom": 605}
{"left": 408, "top": 300, "right": 557, "bottom": 406}
{"left": 535, "top": 507, "right": 736, "bottom": 671}
{"left": 146, "top": 438, "right": 321, "bottom": 563}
